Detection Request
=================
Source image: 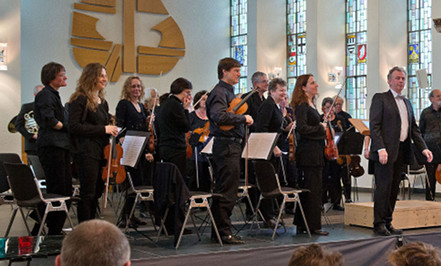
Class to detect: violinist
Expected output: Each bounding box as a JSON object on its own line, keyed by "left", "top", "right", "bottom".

{"left": 157, "top": 78, "right": 192, "bottom": 235}
{"left": 241, "top": 71, "right": 268, "bottom": 219}
{"left": 188, "top": 90, "right": 211, "bottom": 192}
{"left": 290, "top": 74, "right": 328, "bottom": 236}
{"left": 115, "top": 76, "right": 154, "bottom": 227}
{"left": 419, "top": 89, "right": 441, "bottom": 201}
{"left": 320, "top": 97, "right": 345, "bottom": 211}
{"left": 68, "top": 63, "right": 119, "bottom": 223}
{"left": 206, "top": 57, "right": 253, "bottom": 244}
{"left": 255, "top": 78, "right": 292, "bottom": 229}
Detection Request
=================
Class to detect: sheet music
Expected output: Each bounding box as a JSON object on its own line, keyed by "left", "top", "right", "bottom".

{"left": 120, "top": 135, "right": 147, "bottom": 168}
{"left": 241, "top": 133, "right": 278, "bottom": 160}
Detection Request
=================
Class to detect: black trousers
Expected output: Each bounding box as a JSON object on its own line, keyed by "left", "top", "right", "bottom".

{"left": 295, "top": 166, "right": 323, "bottom": 231}
{"left": 37, "top": 146, "right": 72, "bottom": 234}
{"left": 211, "top": 139, "right": 241, "bottom": 236}
{"left": 373, "top": 143, "right": 406, "bottom": 226}
{"left": 425, "top": 163, "right": 437, "bottom": 200}
{"left": 322, "top": 160, "right": 342, "bottom": 206}
{"left": 75, "top": 155, "right": 104, "bottom": 223}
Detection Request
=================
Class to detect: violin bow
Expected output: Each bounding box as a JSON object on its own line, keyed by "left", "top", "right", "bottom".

{"left": 323, "top": 79, "right": 347, "bottom": 123}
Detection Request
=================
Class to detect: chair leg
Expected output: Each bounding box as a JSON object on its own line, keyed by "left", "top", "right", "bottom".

{"left": 272, "top": 198, "right": 286, "bottom": 241}
{"left": 175, "top": 206, "right": 192, "bottom": 249}
{"left": 206, "top": 204, "right": 223, "bottom": 247}
{"left": 296, "top": 198, "right": 311, "bottom": 238}
{"left": 156, "top": 207, "right": 169, "bottom": 243}
{"left": 4, "top": 208, "right": 18, "bottom": 237}
{"left": 189, "top": 208, "right": 200, "bottom": 241}
{"left": 18, "top": 208, "right": 31, "bottom": 236}
{"left": 125, "top": 194, "right": 139, "bottom": 233}
{"left": 64, "top": 203, "right": 75, "bottom": 230}
{"left": 37, "top": 205, "right": 50, "bottom": 238}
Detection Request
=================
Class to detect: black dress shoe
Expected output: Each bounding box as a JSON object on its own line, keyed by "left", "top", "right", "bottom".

{"left": 312, "top": 230, "right": 329, "bottom": 236}
{"left": 130, "top": 216, "right": 147, "bottom": 226}
{"left": 386, "top": 224, "right": 402, "bottom": 235}
{"left": 345, "top": 199, "right": 353, "bottom": 203}
{"left": 373, "top": 224, "right": 391, "bottom": 236}
{"left": 221, "top": 235, "right": 245, "bottom": 244}
{"left": 332, "top": 205, "right": 345, "bottom": 211}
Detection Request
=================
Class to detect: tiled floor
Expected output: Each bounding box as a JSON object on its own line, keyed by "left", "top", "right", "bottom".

{"left": 0, "top": 189, "right": 439, "bottom": 265}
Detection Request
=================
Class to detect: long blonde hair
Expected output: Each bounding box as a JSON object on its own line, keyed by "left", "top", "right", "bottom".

{"left": 290, "top": 74, "right": 315, "bottom": 111}
{"left": 69, "top": 63, "right": 106, "bottom": 111}
{"left": 120, "top": 76, "right": 145, "bottom": 101}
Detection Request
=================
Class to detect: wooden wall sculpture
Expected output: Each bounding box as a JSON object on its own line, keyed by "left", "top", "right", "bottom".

{"left": 70, "top": 0, "right": 185, "bottom": 81}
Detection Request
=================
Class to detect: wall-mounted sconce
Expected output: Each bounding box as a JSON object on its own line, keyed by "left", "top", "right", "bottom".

{"left": 0, "top": 43, "right": 7, "bottom": 71}
{"left": 328, "top": 66, "right": 343, "bottom": 88}
{"left": 433, "top": 18, "right": 441, "bottom": 33}
{"left": 268, "top": 67, "right": 282, "bottom": 80}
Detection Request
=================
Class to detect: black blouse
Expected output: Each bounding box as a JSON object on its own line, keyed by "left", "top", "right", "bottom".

{"left": 115, "top": 99, "right": 149, "bottom": 132}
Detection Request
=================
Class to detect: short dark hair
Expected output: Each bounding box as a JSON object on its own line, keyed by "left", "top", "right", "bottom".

{"left": 217, "top": 57, "right": 241, "bottom": 80}
{"left": 193, "top": 90, "right": 208, "bottom": 109}
{"left": 41, "top": 62, "right": 65, "bottom": 86}
{"left": 170, "top": 77, "right": 192, "bottom": 94}
{"left": 268, "top": 78, "right": 287, "bottom": 92}
{"left": 387, "top": 66, "right": 407, "bottom": 81}
{"left": 322, "top": 97, "right": 334, "bottom": 107}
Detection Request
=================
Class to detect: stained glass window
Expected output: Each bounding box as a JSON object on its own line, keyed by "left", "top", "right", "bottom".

{"left": 231, "top": 0, "right": 248, "bottom": 94}
{"left": 286, "top": 0, "right": 307, "bottom": 96}
{"left": 345, "top": 0, "right": 367, "bottom": 119}
{"left": 408, "top": 0, "right": 432, "bottom": 119}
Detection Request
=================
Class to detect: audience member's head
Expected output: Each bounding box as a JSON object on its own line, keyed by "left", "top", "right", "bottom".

{"left": 55, "top": 219, "right": 130, "bottom": 266}
{"left": 389, "top": 241, "right": 441, "bottom": 266}
{"left": 288, "top": 244, "right": 343, "bottom": 266}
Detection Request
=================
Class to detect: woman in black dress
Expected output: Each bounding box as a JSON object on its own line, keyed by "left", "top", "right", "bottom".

{"left": 115, "top": 76, "right": 154, "bottom": 227}
{"left": 68, "top": 63, "right": 119, "bottom": 223}
{"left": 290, "top": 74, "right": 328, "bottom": 236}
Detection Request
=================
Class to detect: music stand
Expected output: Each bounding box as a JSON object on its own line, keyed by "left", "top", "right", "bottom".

{"left": 337, "top": 131, "right": 364, "bottom": 202}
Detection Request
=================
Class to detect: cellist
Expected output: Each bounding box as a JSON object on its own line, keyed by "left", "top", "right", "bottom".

{"left": 115, "top": 76, "right": 154, "bottom": 228}
{"left": 69, "top": 63, "right": 119, "bottom": 223}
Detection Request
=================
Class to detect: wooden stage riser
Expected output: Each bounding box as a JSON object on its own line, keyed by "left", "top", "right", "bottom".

{"left": 344, "top": 200, "right": 441, "bottom": 229}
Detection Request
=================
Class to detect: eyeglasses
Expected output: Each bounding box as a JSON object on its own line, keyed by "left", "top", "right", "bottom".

{"left": 131, "top": 84, "right": 142, "bottom": 88}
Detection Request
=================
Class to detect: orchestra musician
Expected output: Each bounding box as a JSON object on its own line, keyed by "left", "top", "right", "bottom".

{"left": 255, "top": 77, "right": 292, "bottom": 229}
{"left": 115, "top": 76, "right": 154, "bottom": 228}
{"left": 15, "top": 85, "right": 43, "bottom": 156}
{"left": 157, "top": 77, "right": 192, "bottom": 234}
{"left": 188, "top": 90, "right": 211, "bottom": 192}
{"left": 419, "top": 89, "right": 441, "bottom": 201}
{"left": 290, "top": 74, "right": 329, "bottom": 236}
{"left": 205, "top": 57, "right": 253, "bottom": 244}
{"left": 241, "top": 71, "right": 269, "bottom": 219}
{"left": 68, "top": 63, "right": 119, "bottom": 223}
{"left": 320, "top": 97, "right": 345, "bottom": 211}
{"left": 334, "top": 96, "right": 354, "bottom": 203}
{"left": 369, "top": 66, "right": 432, "bottom": 236}
{"left": 33, "top": 62, "right": 71, "bottom": 235}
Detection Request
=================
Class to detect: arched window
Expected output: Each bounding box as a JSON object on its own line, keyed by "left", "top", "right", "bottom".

{"left": 231, "top": 0, "right": 248, "bottom": 94}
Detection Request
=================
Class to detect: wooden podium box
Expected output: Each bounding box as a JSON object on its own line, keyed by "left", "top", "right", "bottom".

{"left": 345, "top": 200, "right": 441, "bottom": 229}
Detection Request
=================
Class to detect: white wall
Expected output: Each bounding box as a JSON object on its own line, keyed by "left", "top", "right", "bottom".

{"left": 20, "top": 0, "right": 230, "bottom": 111}
{"left": 0, "top": 0, "right": 21, "bottom": 155}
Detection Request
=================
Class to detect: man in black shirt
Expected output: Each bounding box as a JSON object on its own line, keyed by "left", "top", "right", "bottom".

{"left": 419, "top": 89, "right": 441, "bottom": 200}
{"left": 206, "top": 58, "right": 253, "bottom": 244}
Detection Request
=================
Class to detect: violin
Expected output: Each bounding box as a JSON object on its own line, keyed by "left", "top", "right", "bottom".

{"left": 193, "top": 121, "right": 210, "bottom": 143}
{"left": 324, "top": 119, "right": 339, "bottom": 160}
{"left": 219, "top": 89, "right": 258, "bottom": 131}
{"left": 285, "top": 114, "right": 296, "bottom": 163}
{"left": 348, "top": 155, "right": 365, "bottom": 177}
{"left": 186, "top": 131, "right": 192, "bottom": 159}
{"left": 147, "top": 95, "right": 158, "bottom": 153}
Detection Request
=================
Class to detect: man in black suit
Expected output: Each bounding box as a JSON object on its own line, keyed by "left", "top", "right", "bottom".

{"left": 369, "top": 66, "right": 432, "bottom": 236}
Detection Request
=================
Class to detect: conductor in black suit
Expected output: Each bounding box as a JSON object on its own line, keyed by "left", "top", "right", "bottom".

{"left": 369, "top": 66, "right": 432, "bottom": 236}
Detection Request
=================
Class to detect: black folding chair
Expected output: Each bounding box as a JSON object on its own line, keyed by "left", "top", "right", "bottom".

{"left": 253, "top": 160, "right": 311, "bottom": 240}
{"left": 4, "top": 162, "right": 74, "bottom": 237}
